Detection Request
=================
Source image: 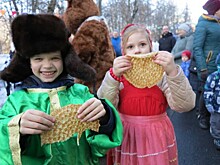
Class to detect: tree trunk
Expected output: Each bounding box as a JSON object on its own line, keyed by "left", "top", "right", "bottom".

{"left": 47, "top": 0, "right": 57, "bottom": 14}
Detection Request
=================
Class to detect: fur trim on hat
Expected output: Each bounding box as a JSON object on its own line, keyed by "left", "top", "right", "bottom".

{"left": 203, "top": 0, "right": 220, "bottom": 15}
{"left": 0, "top": 14, "right": 96, "bottom": 83}
{"left": 0, "top": 52, "right": 32, "bottom": 83}
{"left": 11, "top": 14, "right": 70, "bottom": 58}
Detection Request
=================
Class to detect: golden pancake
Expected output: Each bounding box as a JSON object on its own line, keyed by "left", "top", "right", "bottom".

{"left": 124, "top": 52, "right": 164, "bottom": 88}
{"left": 41, "top": 104, "right": 100, "bottom": 146}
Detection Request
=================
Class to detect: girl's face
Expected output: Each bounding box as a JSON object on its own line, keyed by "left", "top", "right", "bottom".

{"left": 125, "top": 31, "right": 151, "bottom": 55}
{"left": 30, "top": 51, "right": 63, "bottom": 82}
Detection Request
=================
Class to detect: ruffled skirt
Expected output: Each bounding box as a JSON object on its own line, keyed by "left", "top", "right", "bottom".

{"left": 107, "top": 113, "right": 178, "bottom": 165}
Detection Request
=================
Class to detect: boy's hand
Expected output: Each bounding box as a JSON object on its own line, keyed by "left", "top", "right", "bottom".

{"left": 19, "top": 110, "right": 55, "bottom": 135}
{"left": 77, "top": 98, "right": 106, "bottom": 122}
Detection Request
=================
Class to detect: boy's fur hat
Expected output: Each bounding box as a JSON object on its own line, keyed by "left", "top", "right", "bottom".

{"left": 0, "top": 14, "right": 96, "bottom": 83}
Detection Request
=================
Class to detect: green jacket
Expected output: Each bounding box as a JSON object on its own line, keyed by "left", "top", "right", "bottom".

{"left": 193, "top": 14, "right": 220, "bottom": 80}
{"left": 0, "top": 84, "right": 123, "bottom": 165}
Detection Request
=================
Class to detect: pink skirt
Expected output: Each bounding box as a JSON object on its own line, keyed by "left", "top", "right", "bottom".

{"left": 107, "top": 113, "right": 178, "bottom": 165}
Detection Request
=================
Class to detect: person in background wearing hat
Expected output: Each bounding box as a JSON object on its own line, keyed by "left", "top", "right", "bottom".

{"left": 193, "top": 0, "right": 220, "bottom": 130}
{"left": 171, "top": 23, "right": 194, "bottom": 65}
{"left": 0, "top": 14, "right": 123, "bottom": 165}
{"left": 204, "top": 53, "right": 220, "bottom": 151}
{"left": 111, "top": 29, "right": 122, "bottom": 57}
{"left": 159, "top": 25, "right": 176, "bottom": 53}
{"left": 180, "top": 50, "right": 191, "bottom": 79}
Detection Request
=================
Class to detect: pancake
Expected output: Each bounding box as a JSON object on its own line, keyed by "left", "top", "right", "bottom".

{"left": 41, "top": 104, "right": 100, "bottom": 146}
{"left": 124, "top": 52, "right": 164, "bottom": 88}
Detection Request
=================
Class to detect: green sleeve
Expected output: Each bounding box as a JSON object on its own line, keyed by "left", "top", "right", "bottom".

{"left": 86, "top": 99, "right": 123, "bottom": 158}
{"left": 0, "top": 92, "right": 24, "bottom": 165}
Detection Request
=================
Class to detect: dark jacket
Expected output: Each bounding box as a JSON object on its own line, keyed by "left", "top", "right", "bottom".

{"left": 189, "top": 55, "right": 199, "bottom": 92}
{"left": 159, "top": 32, "right": 176, "bottom": 52}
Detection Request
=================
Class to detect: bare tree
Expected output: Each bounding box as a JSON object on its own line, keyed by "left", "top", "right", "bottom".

{"left": 47, "top": 0, "right": 57, "bottom": 13}
{"left": 0, "top": 0, "right": 192, "bottom": 52}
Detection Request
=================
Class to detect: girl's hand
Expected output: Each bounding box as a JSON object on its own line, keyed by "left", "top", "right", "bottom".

{"left": 77, "top": 98, "right": 106, "bottom": 122}
{"left": 112, "top": 56, "right": 132, "bottom": 77}
{"left": 20, "top": 110, "right": 55, "bottom": 135}
{"left": 153, "top": 51, "right": 178, "bottom": 77}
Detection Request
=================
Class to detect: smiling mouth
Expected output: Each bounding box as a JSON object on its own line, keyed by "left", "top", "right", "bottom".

{"left": 41, "top": 71, "right": 56, "bottom": 76}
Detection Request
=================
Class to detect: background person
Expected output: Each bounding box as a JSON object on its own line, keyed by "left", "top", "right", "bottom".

{"left": 171, "top": 23, "right": 194, "bottom": 65}
{"left": 158, "top": 25, "right": 176, "bottom": 52}
{"left": 193, "top": 0, "right": 220, "bottom": 129}
{"left": 180, "top": 50, "right": 191, "bottom": 79}
{"left": 204, "top": 54, "right": 220, "bottom": 151}
{"left": 111, "top": 29, "right": 122, "bottom": 57}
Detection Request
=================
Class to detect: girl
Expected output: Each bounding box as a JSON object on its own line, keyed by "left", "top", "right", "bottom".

{"left": 0, "top": 14, "right": 122, "bottom": 165}
{"left": 98, "top": 24, "right": 196, "bottom": 165}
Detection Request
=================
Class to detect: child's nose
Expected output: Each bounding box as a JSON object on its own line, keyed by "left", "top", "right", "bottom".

{"left": 134, "top": 47, "right": 141, "bottom": 54}
{"left": 43, "top": 60, "right": 52, "bottom": 67}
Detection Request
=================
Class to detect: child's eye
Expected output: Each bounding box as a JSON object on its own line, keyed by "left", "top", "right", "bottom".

{"left": 127, "top": 45, "right": 133, "bottom": 49}
{"left": 52, "top": 57, "right": 62, "bottom": 61}
{"left": 140, "top": 43, "right": 147, "bottom": 47}
{"left": 33, "top": 57, "right": 42, "bottom": 61}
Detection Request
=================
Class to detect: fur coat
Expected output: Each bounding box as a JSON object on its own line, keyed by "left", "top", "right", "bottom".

{"left": 63, "top": 0, "right": 115, "bottom": 93}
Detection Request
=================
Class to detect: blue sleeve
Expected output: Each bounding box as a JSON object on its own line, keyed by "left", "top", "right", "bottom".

{"left": 185, "top": 61, "right": 191, "bottom": 79}
{"left": 204, "top": 75, "right": 215, "bottom": 112}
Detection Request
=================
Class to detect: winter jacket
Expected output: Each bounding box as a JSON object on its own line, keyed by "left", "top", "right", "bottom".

{"left": 171, "top": 34, "right": 194, "bottom": 65}
{"left": 159, "top": 32, "right": 176, "bottom": 52}
{"left": 188, "top": 55, "right": 199, "bottom": 92}
{"left": 98, "top": 65, "right": 195, "bottom": 113}
{"left": 204, "top": 71, "right": 220, "bottom": 113}
{"left": 193, "top": 14, "right": 220, "bottom": 80}
{"left": 181, "top": 60, "right": 191, "bottom": 79}
{"left": 111, "top": 37, "right": 122, "bottom": 57}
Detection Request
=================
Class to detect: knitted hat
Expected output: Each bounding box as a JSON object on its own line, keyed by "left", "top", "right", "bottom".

{"left": 178, "top": 23, "right": 191, "bottom": 33}
{"left": 203, "top": 0, "right": 220, "bottom": 15}
{"left": 182, "top": 50, "right": 191, "bottom": 59}
{"left": 0, "top": 14, "right": 96, "bottom": 83}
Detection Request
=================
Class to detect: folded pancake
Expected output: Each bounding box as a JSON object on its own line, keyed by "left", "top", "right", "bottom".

{"left": 124, "top": 52, "right": 164, "bottom": 88}
{"left": 41, "top": 104, "right": 100, "bottom": 146}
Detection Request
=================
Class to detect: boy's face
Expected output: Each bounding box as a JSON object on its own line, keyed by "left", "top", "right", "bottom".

{"left": 181, "top": 55, "right": 189, "bottom": 62}
{"left": 30, "top": 51, "right": 63, "bottom": 82}
{"left": 125, "top": 31, "right": 151, "bottom": 55}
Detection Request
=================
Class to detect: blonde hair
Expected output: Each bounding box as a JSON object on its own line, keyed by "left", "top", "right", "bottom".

{"left": 121, "top": 24, "right": 152, "bottom": 55}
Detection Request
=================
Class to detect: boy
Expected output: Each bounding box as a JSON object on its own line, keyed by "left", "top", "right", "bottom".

{"left": 0, "top": 14, "right": 123, "bottom": 165}
{"left": 204, "top": 53, "right": 220, "bottom": 151}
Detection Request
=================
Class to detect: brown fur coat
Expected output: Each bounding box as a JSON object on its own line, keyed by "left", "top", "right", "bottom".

{"left": 63, "top": 0, "right": 115, "bottom": 93}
